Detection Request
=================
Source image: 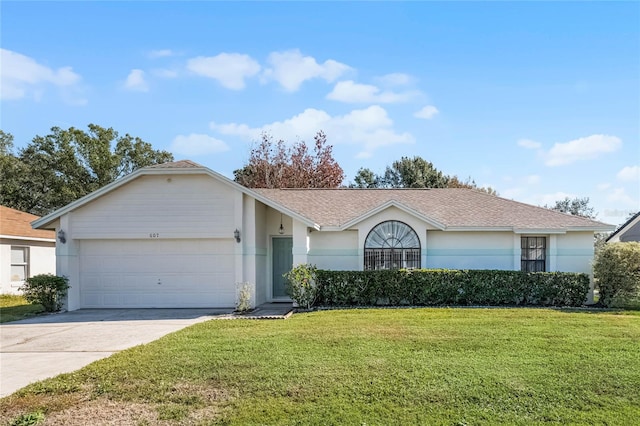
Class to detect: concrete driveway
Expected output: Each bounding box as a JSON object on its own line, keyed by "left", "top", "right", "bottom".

{"left": 0, "top": 309, "right": 226, "bottom": 398}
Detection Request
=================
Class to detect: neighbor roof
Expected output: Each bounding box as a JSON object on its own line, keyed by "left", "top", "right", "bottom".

{"left": 1, "top": 206, "right": 55, "bottom": 240}
{"left": 606, "top": 211, "right": 640, "bottom": 242}
{"left": 254, "top": 188, "right": 614, "bottom": 232}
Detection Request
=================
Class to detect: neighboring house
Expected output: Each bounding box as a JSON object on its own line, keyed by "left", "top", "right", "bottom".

{"left": 32, "top": 160, "right": 614, "bottom": 311}
{"left": 1, "top": 206, "right": 56, "bottom": 295}
{"left": 605, "top": 211, "right": 640, "bottom": 243}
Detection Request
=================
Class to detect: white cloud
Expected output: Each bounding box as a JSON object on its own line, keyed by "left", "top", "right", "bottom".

{"left": 187, "top": 53, "right": 260, "bottom": 90}
{"left": 210, "top": 105, "right": 413, "bottom": 158}
{"left": 0, "top": 48, "right": 84, "bottom": 102}
{"left": 148, "top": 49, "right": 174, "bottom": 58}
{"left": 525, "top": 175, "right": 541, "bottom": 185}
{"left": 414, "top": 105, "right": 439, "bottom": 120}
{"left": 530, "top": 191, "right": 577, "bottom": 208}
{"left": 374, "top": 72, "right": 415, "bottom": 87}
{"left": 545, "top": 134, "right": 621, "bottom": 166}
{"left": 124, "top": 69, "right": 149, "bottom": 92}
{"left": 517, "top": 139, "right": 542, "bottom": 149}
{"left": 327, "top": 80, "right": 418, "bottom": 104}
{"left": 169, "top": 134, "right": 230, "bottom": 156}
{"left": 597, "top": 183, "right": 611, "bottom": 191}
{"left": 607, "top": 187, "right": 637, "bottom": 206}
{"left": 501, "top": 187, "right": 523, "bottom": 199}
{"left": 501, "top": 175, "right": 541, "bottom": 199}
{"left": 262, "top": 49, "right": 351, "bottom": 92}
{"left": 617, "top": 165, "right": 640, "bottom": 182}
{"left": 375, "top": 73, "right": 413, "bottom": 86}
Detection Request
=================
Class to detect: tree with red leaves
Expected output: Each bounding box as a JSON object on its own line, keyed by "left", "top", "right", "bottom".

{"left": 233, "top": 131, "right": 344, "bottom": 188}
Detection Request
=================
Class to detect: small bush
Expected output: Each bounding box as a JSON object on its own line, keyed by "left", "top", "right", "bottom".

{"left": 20, "top": 274, "right": 69, "bottom": 312}
{"left": 315, "top": 269, "right": 590, "bottom": 307}
{"left": 9, "top": 411, "right": 45, "bottom": 426}
{"left": 236, "top": 282, "right": 252, "bottom": 312}
{"left": 284, "top": 264, "right": 318, "bottom": 309}
{"left": 594, "top": 242, "right": 640, "bottom": 307}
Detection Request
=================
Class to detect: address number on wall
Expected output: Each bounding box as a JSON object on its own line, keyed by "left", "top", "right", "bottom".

{"left": 149, "top": 233, "right": 160, "bottom": 238}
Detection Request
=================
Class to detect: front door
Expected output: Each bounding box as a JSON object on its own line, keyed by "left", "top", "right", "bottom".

{"left": 272, "top": 237, "right": 293, "bottom": 299}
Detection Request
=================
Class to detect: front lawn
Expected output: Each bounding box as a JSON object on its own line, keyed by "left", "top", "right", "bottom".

{"left": 2, "top": 308, "right": 639, "bottom": 425}
{"left": 0, "top": 295, "right": 44, "bottom": 323}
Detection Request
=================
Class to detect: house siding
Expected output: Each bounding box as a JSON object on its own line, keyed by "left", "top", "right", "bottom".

{"left": 425, "top": 231, "right": 516, "bottom": 270}
{"left": 0, "top": 239, "right": 56, "bottom": 295}
{"left": 554, "top": 232, "right": 594, "bottom": 273}
{"left": 308, "top": 231, "right": 359, "bottom": 270}
{"left": 70, "top": 175, "right": 236, "bottom": 239}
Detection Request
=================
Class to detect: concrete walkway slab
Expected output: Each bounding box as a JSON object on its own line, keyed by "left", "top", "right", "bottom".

{"left": 0, "top": 309, "right": 225, "bottom": 398}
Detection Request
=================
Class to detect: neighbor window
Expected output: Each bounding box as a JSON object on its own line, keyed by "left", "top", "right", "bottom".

{"left": 364, "top": 221, "right": 421, "bottom": 270}
{"left": 521, "top": 237, "right": 546, "bottom": 272}
{"left": 11, "top": 246, "right": 29, "bottom": 282}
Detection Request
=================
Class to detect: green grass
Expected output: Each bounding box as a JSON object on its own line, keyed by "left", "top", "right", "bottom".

{"left": 1, "top": 308, "right": 639, "bottom": 425}
{"left": 0, "top": 295, "right": 44, "bottom": 323}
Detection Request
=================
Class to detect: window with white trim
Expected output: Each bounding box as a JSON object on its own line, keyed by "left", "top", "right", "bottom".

{"left": 364, "top": 221, "right": 421, "bottom": 270}
{"left": 521, "top": 237, "right": 546, "bottom": 272}
{"left": 11, "top": 246, "right": 29, "bottom": 283}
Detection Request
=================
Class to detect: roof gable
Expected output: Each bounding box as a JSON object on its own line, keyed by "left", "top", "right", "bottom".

{"left": 31, "top": 161, "right": 317, "bottom": 230}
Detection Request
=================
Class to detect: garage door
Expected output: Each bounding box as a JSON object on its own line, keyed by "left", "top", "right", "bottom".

{"left": 79, "top": 239, "right": 235, "bottom": 308}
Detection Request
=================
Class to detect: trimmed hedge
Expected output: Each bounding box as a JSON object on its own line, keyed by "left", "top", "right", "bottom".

{"left": 315, "top": 269, "right": 589, "bottom": 307}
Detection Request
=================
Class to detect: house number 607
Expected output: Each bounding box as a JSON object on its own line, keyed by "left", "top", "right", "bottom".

{"left": 149, "top": 233, "right": 160, "bottom": 238}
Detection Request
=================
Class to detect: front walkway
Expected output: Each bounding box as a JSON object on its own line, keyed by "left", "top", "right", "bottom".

{"left": 220, "top": 302, "right": 294, "bottom": 319}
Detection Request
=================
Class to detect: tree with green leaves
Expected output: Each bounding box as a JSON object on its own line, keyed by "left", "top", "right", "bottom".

{"left": 234, "top": 131, "right": 344, "bottom": 188}
{"left": 381, "top": 156, "right": 450, "bottom": 188}
{"left": 350, "top": 167, "right": 379, "bottom": 188}
{"left": 347, "top": 156, "right": 497, "bottom": 194}
{"left": 0, "top": 125, "right": 173, "bottom": 216}
{"left": 546, "top": 196, "right": 596, "bottom": 219}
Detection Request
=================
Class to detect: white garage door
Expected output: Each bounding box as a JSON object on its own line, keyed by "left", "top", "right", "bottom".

{"left": 79, "top": 239, "right": 235, "bottom": 308}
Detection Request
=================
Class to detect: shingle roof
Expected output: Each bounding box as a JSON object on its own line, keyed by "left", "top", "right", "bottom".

{"left": 0, "top": 206, "right": 55, "bottom": 240}
{"left": 147, "top": 160, "right": 204, "bottom": 169}
{"left": 254, "top": 188, "right": 613, "bottom": 231}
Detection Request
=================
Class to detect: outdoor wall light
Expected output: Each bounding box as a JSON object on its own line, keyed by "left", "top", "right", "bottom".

{"left": 57, "top": 229, "right": 66, "bottom": 244}
{"left": 279, "top": 214, "right": 285, "bottom": 235}
{"left": 234, "top": 229, "right": 241, "bottom": 243}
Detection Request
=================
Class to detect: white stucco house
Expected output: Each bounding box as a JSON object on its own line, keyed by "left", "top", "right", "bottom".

{"left": 606, "top": 211, "right": 640, "bottom": 243}
{"left": 32, "top": 160, "right": 614, "bottom": 311}
{"left": 1, "top": 206, "right": 56, "bottom": 295}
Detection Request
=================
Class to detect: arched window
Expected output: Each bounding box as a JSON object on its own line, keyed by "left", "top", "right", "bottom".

{"left": 364, "top": 221, "right": 421, "bottom": 270}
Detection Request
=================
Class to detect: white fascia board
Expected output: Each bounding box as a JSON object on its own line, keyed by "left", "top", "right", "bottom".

{"left": 339, "top": 200, "right": 446, "bottom": 231}
{"left": 444, "top": 227, "right": 516, "bottom": 232}
{"left": 566, "top": 225, "right": 616, "bottom": 232}
{"left": 513, "top": 228, "right": 567, "bottom": 235}
{"left": 0, "top": 234, "right": 56, "bottom": 243}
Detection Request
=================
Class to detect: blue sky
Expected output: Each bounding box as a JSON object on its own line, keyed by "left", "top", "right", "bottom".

{"left": 2, "top": 1, "right": 638, "bottom": 225}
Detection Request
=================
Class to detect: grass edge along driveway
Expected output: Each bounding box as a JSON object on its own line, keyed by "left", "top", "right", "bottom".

{"left": 2, "top": 307, "right": 639, "bottom": 425}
